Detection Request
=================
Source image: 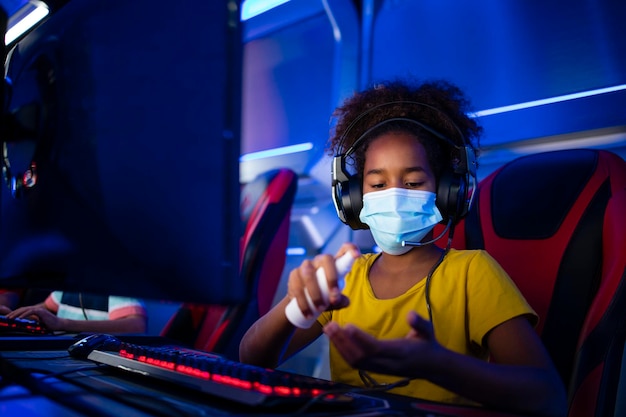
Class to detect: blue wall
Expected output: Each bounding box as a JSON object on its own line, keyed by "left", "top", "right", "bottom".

{"left": 241, "top": 0, "right": 626, "bottom": 182}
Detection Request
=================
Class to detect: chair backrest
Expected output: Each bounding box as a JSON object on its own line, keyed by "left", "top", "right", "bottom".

{"left": 446, "top": 149, "right": 626, "bottom": 417}
{"left": 161, "top": 168, "right": 298, "bottom": 360}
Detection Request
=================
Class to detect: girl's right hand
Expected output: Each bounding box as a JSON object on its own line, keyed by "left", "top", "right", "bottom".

{"left": 286, "top": 243, "right": 359, "bottom": 319}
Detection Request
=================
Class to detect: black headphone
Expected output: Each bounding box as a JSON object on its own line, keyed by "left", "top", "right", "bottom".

{"left": 331, "top": 102, "right": 477, "bottom": 230}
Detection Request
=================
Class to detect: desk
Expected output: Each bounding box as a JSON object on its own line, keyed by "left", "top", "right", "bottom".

{"left": 0, "top": 337, "right": 528, "bottom": 417}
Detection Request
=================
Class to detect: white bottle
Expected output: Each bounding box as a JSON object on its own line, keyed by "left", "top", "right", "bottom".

{"left": 285, "top": 251, "right": 357, "bottom": 329}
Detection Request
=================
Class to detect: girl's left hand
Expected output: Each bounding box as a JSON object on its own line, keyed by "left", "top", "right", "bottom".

{"left": 323, "top": 311, "right": 441, "bottom": 378}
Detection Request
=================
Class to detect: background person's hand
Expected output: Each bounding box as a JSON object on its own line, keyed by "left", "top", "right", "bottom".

{"left": 7, "top": 305, "right": 66, "bottom": 331}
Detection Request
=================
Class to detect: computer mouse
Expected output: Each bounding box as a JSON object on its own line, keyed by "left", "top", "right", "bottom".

{"left": 67, "top": 333, "right": 121, "bottom": 359}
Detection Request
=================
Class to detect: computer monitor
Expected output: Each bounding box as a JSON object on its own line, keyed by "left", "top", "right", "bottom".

{"left": 0, "top": 0, "right": 244, "bottom": 305}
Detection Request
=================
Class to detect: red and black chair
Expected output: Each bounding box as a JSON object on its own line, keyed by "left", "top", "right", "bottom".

{"left": 161, "top": 168, "right": 298, "bottom": 360}
{"left": 441, "top": 148, "right": 626, "bottom": 417}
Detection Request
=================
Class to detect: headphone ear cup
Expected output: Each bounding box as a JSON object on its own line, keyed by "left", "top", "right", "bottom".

{"left": 335, "top": 174, "right": 368, "bottom": 230}
{"left": 345, "top": 175, "right": 367, "bottom": 229}
{"left": 437, "top": 170, "right": 468, "bottom": 225}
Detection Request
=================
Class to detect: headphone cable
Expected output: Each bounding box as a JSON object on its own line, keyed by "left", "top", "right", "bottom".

{"left": 79, "top": 292, "right": 89, "bottom": 320}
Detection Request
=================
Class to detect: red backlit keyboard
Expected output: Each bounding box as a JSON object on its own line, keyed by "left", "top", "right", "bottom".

{"left": 86, "top": 342, "right": 349, "bottom": 407}
{"left": 0, "top": 314, "right": 50, "bottom": 335}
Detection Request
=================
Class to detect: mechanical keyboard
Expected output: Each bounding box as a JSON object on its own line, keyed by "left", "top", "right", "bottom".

{"left": 85, "top": 340, "right": 361, "bottom": 408}
{"left": 0, "top": 314, "right": 50, "bottom": 335}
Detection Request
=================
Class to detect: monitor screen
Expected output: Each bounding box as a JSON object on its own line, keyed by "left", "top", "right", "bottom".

{"left": 0, "top": 0, "right": 244, "bottom": 305}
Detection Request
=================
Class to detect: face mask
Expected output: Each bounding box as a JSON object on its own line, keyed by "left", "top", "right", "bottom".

{"left": 359, "top": 188, "right": 443, "bottom": 255}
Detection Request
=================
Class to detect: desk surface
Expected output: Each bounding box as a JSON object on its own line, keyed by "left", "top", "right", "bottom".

{"left": 0, "top": 337, "right": 528, "bottom": 417}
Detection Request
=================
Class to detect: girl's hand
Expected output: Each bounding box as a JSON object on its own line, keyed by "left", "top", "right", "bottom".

{"left": 286, "top": 243, "right": 359, "bottom": 319}
{"left": 323, "top": 311, "right": 441, "bottom": 379}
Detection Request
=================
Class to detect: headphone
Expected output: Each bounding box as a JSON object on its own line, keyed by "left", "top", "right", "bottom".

{"left": 331, "top": 101, "right": 477, "bottom": 230}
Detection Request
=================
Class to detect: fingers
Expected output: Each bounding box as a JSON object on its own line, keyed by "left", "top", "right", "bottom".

{"left": 313, "top": 254, "right": 338, "bottom": 305}
{"left": 8, "top": 306, "right": 48, "bottom": 322}
{"left": 287, "top": 261, "right": 316, "bottom": 318}
{"left": 406, "top": 311, "right": 434, "bottom": 340}
{"left": 324, "top": 322, "right": 383, "bottom": 368}
{"left": 315, "top": 244, "right": 360, "bottom": 305}
{"left": 7, "top": 306, "right": 38, "bottom": 320}
{"left": 336, "top": 242, "right": 361, "bottom": 260}
{"left": 325, "top": 321, "right": 428, "bottom": 378}
{"left": 6, "top": 306, "right": 26, "bottom": 319}
{"left": 286, "top": 243, "right": 359, "bottom": 321}
{"left": 327, "top": 294, "right": 350, "bottom": 310}
{"left": 324, "top": 315, "right": 440, "bottom": 379}
{"left": 287, "top": 254, "right": 334, "bottom": 318}
{"left": 324, "top": 323, "right": 410, "bottom": 374}
{"left": 287, "top": 253, "right": 345, "bottom": 316}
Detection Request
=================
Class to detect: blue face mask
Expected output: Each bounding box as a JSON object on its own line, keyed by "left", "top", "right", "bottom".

{"left": 359, "top": 188, "right": 443, "bottom": 255}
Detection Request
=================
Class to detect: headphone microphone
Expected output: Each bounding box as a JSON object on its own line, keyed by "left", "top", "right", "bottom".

{"left": 402, "top": 219, "right": 453, "bottom": 247}
{"left": 330, "top": 101, "right": 477, "bottom": 232}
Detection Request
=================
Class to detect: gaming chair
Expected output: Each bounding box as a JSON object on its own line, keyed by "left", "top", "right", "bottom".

{"left": 443, "top": 149, "right": 626, "bottom": 417}
{"left": 161, "top": 168, "right": 298, "bottom": 360}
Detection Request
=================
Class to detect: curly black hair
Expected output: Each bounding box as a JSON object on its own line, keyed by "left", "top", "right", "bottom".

{"left": 327, "top": 79, "right": 482, "bottom": 181}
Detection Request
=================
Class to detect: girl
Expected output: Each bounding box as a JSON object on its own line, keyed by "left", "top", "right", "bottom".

{"left": 239, "top": 79, "right": 566, "bottom": 417}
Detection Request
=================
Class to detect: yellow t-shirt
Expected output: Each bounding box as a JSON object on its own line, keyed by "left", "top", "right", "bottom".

{"left": 318, "top": 249, "right": 536, "bottom": 404}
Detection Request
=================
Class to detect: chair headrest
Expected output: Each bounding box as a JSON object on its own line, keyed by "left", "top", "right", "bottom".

{"left": 489, "top": 149, "right": 600, "bottom": 239}
{"left": 240, "top": 168, "right": 296, "bottom": 226}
